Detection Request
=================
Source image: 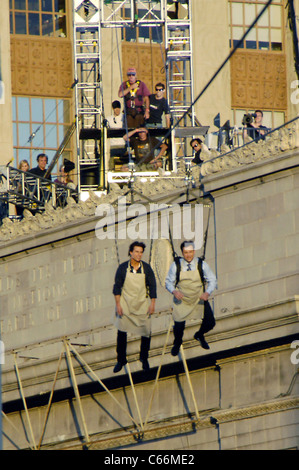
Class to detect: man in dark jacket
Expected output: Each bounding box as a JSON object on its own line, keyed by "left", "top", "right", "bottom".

{"left": 29, "top": 153, "right": 51, "bottom": 180}
{"left": 112, "top": 241, "right": 157, "bottom": 373}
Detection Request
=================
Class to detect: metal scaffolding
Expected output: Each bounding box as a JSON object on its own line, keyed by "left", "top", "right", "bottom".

{"left": 0, "top": 166, "right": 78, "bottom": 215}
{"left": 3, "top": 318, "right": 203, "bottom": 450}
{"left": 73, "top": 1, "right": 204, "bottom": 191}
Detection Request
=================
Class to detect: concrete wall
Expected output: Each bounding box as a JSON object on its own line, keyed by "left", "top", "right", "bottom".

{"left": 2, "top": 344, "right": 297, "bottom": 450}
{"left": 1, "top": 147, "right": 298, "bottom": 450}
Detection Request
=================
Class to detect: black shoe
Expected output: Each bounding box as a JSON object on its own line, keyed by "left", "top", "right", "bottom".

{"left": 171, "top": 344, "right": 181, "bottom": 356}
{"left": 113, "top": 361, "right": 127, "bottom": 373}
{"left": 194, "top": 332, "right": 210, "bottom": 350}
{"left": 140, "top": 359, "right": 150, "bottom": 371}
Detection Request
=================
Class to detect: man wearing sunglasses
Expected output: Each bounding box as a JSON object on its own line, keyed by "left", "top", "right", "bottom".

{"left": 146, "top": 83, "right": 170, "bottom": 129}
{"left": 118, "top": 67, "right": 150, "bottom": 128}
{"left": 123, "top": 127, "right": 168, "bottom": 167}
{"left": 190, "top": 138, "right": 203, "bottom": 166}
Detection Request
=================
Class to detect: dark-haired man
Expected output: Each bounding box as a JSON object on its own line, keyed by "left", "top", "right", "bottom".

{"left": 190, "top": 138, "right": 203, "bottom": 166}
{"left": 29, "top": 153, "right": 51, "bottom": 180}
{"left": 146, "top": 82, "right": 170, "bottom": 129}
{"left": 244, "top": 110, "right": 267, "bottom": 142}
{"left": 112, "top": 241, "right": 157, "bottom": 373}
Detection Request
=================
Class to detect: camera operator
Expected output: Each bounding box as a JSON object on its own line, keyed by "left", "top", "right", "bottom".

{"left": 243, "top": 110, "right": 267, "bottom": 142}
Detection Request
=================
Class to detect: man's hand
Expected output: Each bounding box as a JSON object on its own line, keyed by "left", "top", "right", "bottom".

{"left": 148, "top": 299, "right": 156, "bottom": 316}
{"left": 130, "top": 82, "right": 139, "bottom": 91}
{"left": 150, "top": 158, "right": 162, "bottom": 169}
{"left": 116, "top": 304, "right": 123, "bottom": 317}
{"left": 172, "top": 289, "right": 184, "bottom": 300}
{"left": 200, "top": 292, "right": 210, "bottom": 301}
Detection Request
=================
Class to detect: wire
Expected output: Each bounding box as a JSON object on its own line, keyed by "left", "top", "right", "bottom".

{"left": 112, "top": 16, "right": 134, "bottom": 166}
{"left": 135, "top": 0, "right": 275, "bottom": 168}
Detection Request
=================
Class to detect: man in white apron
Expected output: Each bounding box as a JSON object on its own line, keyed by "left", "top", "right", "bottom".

{"left": 165, "top": 240, "right": 217, "bottom": 356}
{"left": 113, "top": 241, "right": 157, "bottom": 373}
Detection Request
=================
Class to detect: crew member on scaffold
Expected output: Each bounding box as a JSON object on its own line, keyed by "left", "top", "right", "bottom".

{"left": 118, "top": 67, "right": 150, "bottom": 128}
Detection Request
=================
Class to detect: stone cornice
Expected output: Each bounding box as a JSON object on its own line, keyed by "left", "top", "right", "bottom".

{"left": 2, "top": 296, "right": 298, "bottom": 404}
{"left": 1, "top": 120, "right": 298, "bottom": 243}
{"left": 40, "top": 395, "right": 299, "bottom": 450}
{"left": 199, "top": 118, "right": 299, "bottom": 180}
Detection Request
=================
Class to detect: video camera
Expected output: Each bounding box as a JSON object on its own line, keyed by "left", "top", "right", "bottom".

{"left": 242, "top": 113, "right": 257, "bottom": 126}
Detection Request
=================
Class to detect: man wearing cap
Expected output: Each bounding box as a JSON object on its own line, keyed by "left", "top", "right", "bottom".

{"left": 123, "top": 127, "right": 168, "bottom": 167}
{"left": 106, "top": 100, "right": 127, "bottom": 169}
{"left": 118, "top": 67, "right": 150, "bottom": 128}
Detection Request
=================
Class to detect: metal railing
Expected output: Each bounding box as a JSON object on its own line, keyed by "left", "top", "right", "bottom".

{"left": 201, "top": 115, "right": 299, "bottom": 169}
{"left": 0, "top": 166, "right": 78, "bottom": 215}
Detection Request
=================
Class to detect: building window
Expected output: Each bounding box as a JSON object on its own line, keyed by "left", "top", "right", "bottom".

{"left": 12, "top": 96, "right": 72, "bottom": 175}
{"left": 121, "top": 7, "right": 163, "bottom": 43}
{"left": 10, "top": 0, "right": 67, "bottom": 37}
{"left": 228, "top": 1, "right": 284, "bottom": 51}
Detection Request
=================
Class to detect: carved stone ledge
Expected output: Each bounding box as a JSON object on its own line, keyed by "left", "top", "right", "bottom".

{"left": 200, "top": 120, "right": 299, "bottom": 177}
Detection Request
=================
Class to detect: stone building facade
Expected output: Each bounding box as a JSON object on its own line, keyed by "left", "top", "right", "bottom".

{"left": 1, "top": 1, "right": 299, "bottom": 170}
{"left": 1, "top": 123, "right": 298, "bottom": 449}
{"left": 0, "top": 0, "right": 298, "bottom": 451}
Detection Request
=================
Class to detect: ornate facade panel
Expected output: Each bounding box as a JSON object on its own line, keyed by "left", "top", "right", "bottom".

{"left": 10, "top": 37, "right": 73, "bottom": 97}
{"left": 231, "top": 51, "right": 287, "bottom": 110}
{"left": 121, "top": 42, "right": 166, "bottom": 94}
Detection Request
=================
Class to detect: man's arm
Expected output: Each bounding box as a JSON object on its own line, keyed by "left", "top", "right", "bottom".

{"left": 113, "top": 264, "right": 126, "bottom": 316}
{"left": 148, "top": 298, "right": 156, "bottom": 315}
{"left": 144, "top": 263, "right": 157, "bottom": 315}
{"left": 114, "top": 294, "right": 123, "bottom": 317}
{"left": 165, "top": 261, "right": 184, "bottom": 300}
{"left": 144, "top": 95, "right": 150, "bottom": 120}
{"left": 118, "top": 81, "right": 139, "bottom": 98}
{"left": 165, "top": 113, "right": 170, "bottom": 128}
{"left": 123, "top": 128, "right": 141, "bottom": 142}
{"left": 200, "top": 261, "right": 217, "bottom": 301}
{"left": 150, "top": 141, "right": 168, "bottom": 165}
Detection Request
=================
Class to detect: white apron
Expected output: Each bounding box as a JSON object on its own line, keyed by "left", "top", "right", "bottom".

{"left": 114, "top": 262, "right": 151, "bottom": 337}
{"left": 172, "top": 268, "right": 204, "bottom": 322}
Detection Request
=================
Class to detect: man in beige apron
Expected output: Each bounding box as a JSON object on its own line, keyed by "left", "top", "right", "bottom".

{"left": 165, "top": 240, "right": 217, "bottom": 356}
{"left": 113, "top": 241, "right": 157, "bottom": 373}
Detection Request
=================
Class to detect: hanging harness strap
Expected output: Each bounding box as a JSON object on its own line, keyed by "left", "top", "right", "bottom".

{"left": 174, "top": 256, "right": 204, "bottom": 288}
{"left": 125, "top": 80, "right": 143, "bottom": 112}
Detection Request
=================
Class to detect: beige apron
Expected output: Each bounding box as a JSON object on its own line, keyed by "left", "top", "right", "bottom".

{"left": 172, "top": 268, "right": 204, "bottom": 322}
{"left": 114, "top": 262, "right": 151, "bottom": 337}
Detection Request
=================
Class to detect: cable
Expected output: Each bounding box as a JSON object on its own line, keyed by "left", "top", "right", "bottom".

{"left": 135, "top": 0, "right": 275, "bottom": 168}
